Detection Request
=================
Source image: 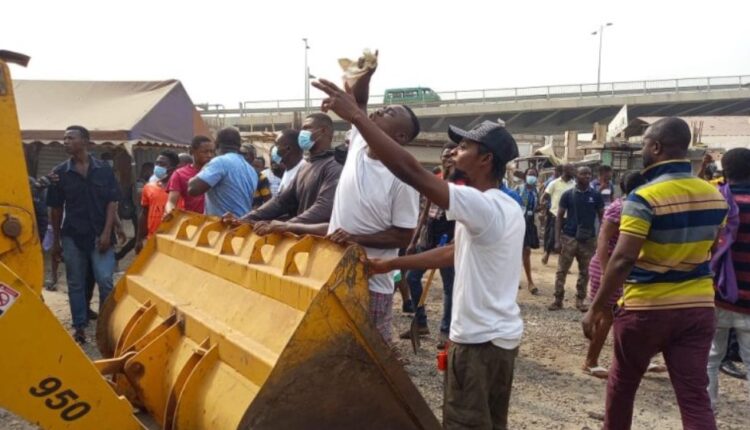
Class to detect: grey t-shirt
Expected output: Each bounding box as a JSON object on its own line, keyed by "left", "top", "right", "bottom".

{"left": 245, "top": 151, "right": 342, "bottom": 223}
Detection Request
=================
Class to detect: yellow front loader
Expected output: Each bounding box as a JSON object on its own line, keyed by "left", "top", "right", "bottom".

{"left": 0, "top": 51, "right": 440, "bottom": 429}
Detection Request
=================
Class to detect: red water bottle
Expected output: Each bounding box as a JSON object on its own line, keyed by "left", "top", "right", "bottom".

{"left": 437, "top": 341, "right": 449, "bottom": 371}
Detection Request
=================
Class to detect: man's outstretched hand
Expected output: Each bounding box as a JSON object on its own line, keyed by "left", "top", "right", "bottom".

{"left": 312, "top": 79, "right": 364, "bottom": 123}
{"left": 364, "top": 257, "right": 393, "bottom": 276}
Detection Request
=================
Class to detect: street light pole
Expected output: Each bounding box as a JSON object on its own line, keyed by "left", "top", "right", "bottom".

{"left": 303, "top": 38, "right": 310, "bottom": 115}
{"left": 591, "top": 22, "right": 612, "bottom": 93}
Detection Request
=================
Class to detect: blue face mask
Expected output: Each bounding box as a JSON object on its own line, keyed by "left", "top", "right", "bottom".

{"left": 153, "top": 165, "right": 167, "bottom": 180}
{"left": 271, "top": 146, "right": 282, "bottom": 164}
{"left": 298, "top": 130, "right": 315, "bottom": 151}
{"left": 526, "top": 175, "right": 538, "bottom": 186}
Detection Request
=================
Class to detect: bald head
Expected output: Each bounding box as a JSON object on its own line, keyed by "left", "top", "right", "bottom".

{"left": 216, "top": 127, "right": 242, "bottom": 154}
{"left": 643, "top": 117, "right": 691, "bottom": 163}
{"left": 644, "top": 117, "right": 690, "bottom": 157}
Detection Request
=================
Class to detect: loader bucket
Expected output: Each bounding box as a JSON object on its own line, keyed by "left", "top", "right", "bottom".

{"left": 98, "top": 210, "right": 440, "bottom": 430}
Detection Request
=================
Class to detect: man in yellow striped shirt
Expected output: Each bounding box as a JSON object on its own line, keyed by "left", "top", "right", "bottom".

{"left": 583, "top": 117, "right": 727, "bottom": 430}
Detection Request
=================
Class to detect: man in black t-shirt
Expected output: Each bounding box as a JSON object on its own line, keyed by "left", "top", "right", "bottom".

{"left": 549, "top": 166, "right": 603, "bottom": 312}
{"left": 46, "top": 126, "right": 121, "bottom": 344}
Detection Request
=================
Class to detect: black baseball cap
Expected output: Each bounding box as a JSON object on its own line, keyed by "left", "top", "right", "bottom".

{"left": 448, "top": 121, "right": 519, "bottom": 164}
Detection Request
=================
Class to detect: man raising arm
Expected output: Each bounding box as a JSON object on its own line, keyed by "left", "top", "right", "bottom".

{"left": 313, "top": 76, "right": 525, "bottom": 430}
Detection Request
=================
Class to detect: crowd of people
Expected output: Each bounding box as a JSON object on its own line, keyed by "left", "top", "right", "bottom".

{"left": 32, "top": 58, "right": 749, "bottom": 429}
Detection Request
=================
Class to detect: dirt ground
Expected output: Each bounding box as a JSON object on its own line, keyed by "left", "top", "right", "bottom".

{"left": 2, "top": 249, "right": 747, "bottom": 429}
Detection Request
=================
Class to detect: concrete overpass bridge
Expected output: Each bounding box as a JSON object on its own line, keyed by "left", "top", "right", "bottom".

{"left": 199, "top": 75, "right": 750, "bottom": 135}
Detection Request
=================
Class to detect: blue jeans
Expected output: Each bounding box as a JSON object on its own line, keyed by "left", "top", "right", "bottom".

{"left": 707, "top": 307, "right": 750, "bottom": 411}
{"left": 62, "top": 236, "right": 115, "bottom": 329}
{"left": 406, "top": 266, "right": 454, "bottom": 333}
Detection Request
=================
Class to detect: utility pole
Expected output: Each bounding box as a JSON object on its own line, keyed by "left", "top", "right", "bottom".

{"left": 303, "top": 38, "right": 310, "bottom": 115}
{"left": 591, "top": 22, "right": 613, "bottom": 93}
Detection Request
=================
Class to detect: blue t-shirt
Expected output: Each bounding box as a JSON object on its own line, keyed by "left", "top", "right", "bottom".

{"left": 197, "top": 152, "right": 257, "bottom": 217}
{"left": 559, "top": 187, "right": 603, "bottom": 237}
{"left": 500, "top": 184, "right": 523, "bottom": 207}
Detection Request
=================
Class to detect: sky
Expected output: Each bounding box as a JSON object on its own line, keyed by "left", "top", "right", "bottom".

{"left": 4, "top": 0, "right": 750, "bottom": 107}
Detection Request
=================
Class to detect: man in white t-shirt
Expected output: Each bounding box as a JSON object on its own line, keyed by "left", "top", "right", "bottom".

{"left": 313, "top": 77, "right": 524, "bottom": 429}
{"left": 254, "top": 65, "right": 420, "bottom": 345}
{"left": 323, "top": 65, "right": 420, "bottom": 345}
{"left": 326, "top": 123, "right": 419, "bottom": 342}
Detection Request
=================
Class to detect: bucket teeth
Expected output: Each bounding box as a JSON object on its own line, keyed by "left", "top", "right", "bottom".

{"left": 99, "top": 210, "right": 441, "bottom": 429}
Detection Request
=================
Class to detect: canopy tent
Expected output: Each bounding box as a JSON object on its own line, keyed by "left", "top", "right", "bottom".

{"left": 15, "top": 79, "right": 210, "bottom": 180}
{"left": 14, "top": 79, "right": 209, "bottom": 146}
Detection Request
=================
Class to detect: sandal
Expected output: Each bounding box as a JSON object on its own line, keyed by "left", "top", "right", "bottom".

{"left": 583, "top": 366, "right": 609, "bottom": 379}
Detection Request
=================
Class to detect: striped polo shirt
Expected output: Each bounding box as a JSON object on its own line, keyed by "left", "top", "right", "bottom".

{"left": 618, "top": 160, "right": 728, "bottom": 310}
{"left": 716, "top": 183, "right": 750, "bottom": 315}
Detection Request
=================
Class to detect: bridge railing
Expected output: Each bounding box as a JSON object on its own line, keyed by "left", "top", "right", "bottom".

{"left": 197, "top": 75, "right": 750, "bottom": 117}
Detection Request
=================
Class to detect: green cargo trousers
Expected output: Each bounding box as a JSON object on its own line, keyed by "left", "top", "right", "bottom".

{"left": 444, "top": 341, "right": 518, "bottom": 430}
{"left": 554, "top": 234, "right": 596, "bottom": 301}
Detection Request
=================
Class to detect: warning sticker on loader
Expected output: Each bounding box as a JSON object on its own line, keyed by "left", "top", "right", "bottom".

{"left": 0, "top": 283, "right": 20, "bottom": 317}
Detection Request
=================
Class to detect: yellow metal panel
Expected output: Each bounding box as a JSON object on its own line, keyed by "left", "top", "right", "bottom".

{"left": 0, "top": 52, "right": 145, "bottom": 429}
{"left": 100, "top": 210, "right": 440, "bottom": 429}
{"left": 0, "top": 264, "right": 143, "bottom": 429}
{"left": 0, "top": 59, "right": 43, "bottom": 296}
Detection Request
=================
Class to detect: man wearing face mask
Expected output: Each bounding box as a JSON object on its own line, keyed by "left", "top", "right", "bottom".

{"left": 274, "top": 132, "right": 307, "bottom": 194}
{"left": 234, "top": 116, "right": 342, "bottom": 227}
{"left": 136, "top": 150, "right": 180, "bottom": 254}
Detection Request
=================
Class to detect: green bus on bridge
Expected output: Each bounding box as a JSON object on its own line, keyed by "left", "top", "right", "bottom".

{"left": 383, "top": 87, "right": 441, "bottom": 105}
